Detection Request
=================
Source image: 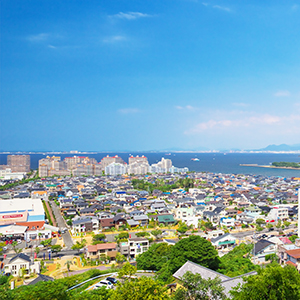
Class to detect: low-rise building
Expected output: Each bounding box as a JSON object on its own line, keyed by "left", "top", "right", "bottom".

{"left": 86, "top": 243, "right": 117, "bottom": 260}
{"left": 119, "top": 238, "right": 149, "bottom": 259}
{"left": 4, "top": 253, "right": 40, "bottom": 277}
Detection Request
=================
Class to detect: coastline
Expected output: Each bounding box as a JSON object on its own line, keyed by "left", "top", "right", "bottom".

{"left": 240, "top": 164, "right": 300, "bottom": 171}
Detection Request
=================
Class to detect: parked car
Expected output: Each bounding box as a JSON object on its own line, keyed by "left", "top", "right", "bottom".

{"left": 106, "top": 277, "right": 118, "bottom": 285}
{"left": 95, "top": 280, "right": 113, "bottom": 289}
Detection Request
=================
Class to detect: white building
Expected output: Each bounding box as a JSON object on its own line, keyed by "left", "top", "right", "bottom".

{"left": 267, "top": 206, "right": 289, "bottom": 222}
{"left": 4, "top": 253, "right": 40, "bottom": 277}
{"left": 127, "top": 162, "right": 150, "bottom": 175}
{"left": 0, "top": 168, "right": 26, "bottom": 180}
{"left": 105, "top": 162, "right": 127, "bottom": 176}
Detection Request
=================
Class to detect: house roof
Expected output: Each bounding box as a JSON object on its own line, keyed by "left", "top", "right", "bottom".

{"left": 28, "top": 274, "right": 54, "bottom": 285}
{"left": 158, "top": 214, "right": 175, "bottom": 223}
{"left": 254, "top": 239, "right": 275, "bottom": 255}
{"left": 173, "top": 260, "right": 229, "bottom": 281}
{"left": 87, "top": 242, "right": 117, "bottom": 253}
{"left": 286, "top": 248, "right": 300, "bottom": 259}
{"left": 173, "top": 261, "right": 256, "bottom": 297}
{"left": 8, "top": 253, "right": 31, "bottom": 264}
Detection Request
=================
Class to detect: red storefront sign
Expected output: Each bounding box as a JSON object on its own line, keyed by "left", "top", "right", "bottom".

{"left": 2, "top": 214, "right": 23, "bottom": 219}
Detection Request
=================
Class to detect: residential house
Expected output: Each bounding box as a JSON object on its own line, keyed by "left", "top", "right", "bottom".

{"left": 253, "top": 239, "right": 277, "bottom": 263}
{"left": 86, "top": 243, "right": 117, "bottom": 260}
{"left": 4, "top": 253, "right": 40, "bottom": 277}
{"left": 210, "top": 233, "right": 236, "bottom": 249}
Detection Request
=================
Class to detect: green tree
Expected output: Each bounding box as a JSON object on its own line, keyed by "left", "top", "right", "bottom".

{"left": 177, "top": 223, "right": 189, "bottom": 235}
{"left": 12, "top": 281, "right": 69, "bottom": 300}
{"left": 0, "top": 241, "right": 6, "bottom": 255}
{"left": 276, "top": 219, "right": 282, "bottom": 229}
{"left": 255, "top": 219, "right": 266, "bottom": 226}
{"left": 110, "top": 276, "right": 170, "bottom": 300}
{"left": 230, "top": 263, "right": 300, "bottom": 300}
{"left": 64, "top": 260, "right": 73, "bottom": 273}
{"left": 92, "top": 233, "right": 106, "bottom": 244}
{"left": 116, "top": 252, "right": 126, "bottom": 267}
{"left": 265, "top": 253, "right": 278, "bottom": 263}
{"left": 115, "top": 232, "right": 129, "bottom": 242}
{"left": 118, "top": 262, "right": 137, "bottom": 279}
{"left": 174, "top": 271, "right": 227, "bottom": 300}
{"left": 136, "top": 243, "right": 172, "bottom": 271}
{"left": 157, "top": 236, "right": 220, "bottom": 282}
{"left": 71, "top": 240, "right": 86, "bottom": 253}
{"left": 217, "top": 243, "right": 256, "bottom": 277}
{"left": 12, "top": 241, "right": 22, "bottom": 254}
{"left": 40, "top": 238, "right": 52, "bottom": 248}
{"left": 51, "top": 245, "right": 62, "bottom": 257}
{"left": 151, "top": 229, "right": 162, "bottom": 240}
{"left": 289, "top": 235, "right": 298, "bottom": 243}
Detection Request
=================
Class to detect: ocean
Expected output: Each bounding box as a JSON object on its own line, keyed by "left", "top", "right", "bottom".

{"left": 1, "top": 153, "right": 300, "bottom": 178}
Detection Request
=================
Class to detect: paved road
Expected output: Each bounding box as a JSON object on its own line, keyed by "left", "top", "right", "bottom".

{"left": 0, "top": 249, "right": 82, "bottom": 260}
{"left": 49, "top": 200, "right": 73, "bottom": 249}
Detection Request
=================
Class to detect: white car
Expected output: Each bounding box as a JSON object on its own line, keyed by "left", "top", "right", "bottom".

{"left": 94, "top": 280, "right": 113, "bottom": 289}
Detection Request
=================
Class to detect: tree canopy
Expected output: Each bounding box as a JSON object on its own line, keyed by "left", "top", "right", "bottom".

{"left": 217, "top": 243, "right": 256, "bottom": 277}
{"left": 174, "top": 271, "right": 227, "bottom": 300}
{"left": 230, "top": 263, "right": 300, "bottom": 300}
{"left": 157, "top": 236, "right": 220, "bottom": 282}
{"left": 136, "top": 243, "right": 172, "bottom": 271}
{"left": 110, "top": 276, "right": 170, "bottom": 300}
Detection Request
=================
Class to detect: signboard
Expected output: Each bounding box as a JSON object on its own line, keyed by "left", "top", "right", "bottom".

{"left": 0, "top": 211, "right": 28, "bottom": 225}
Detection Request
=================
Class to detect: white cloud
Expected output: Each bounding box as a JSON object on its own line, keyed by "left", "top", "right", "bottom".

{"left": 48, "top": 45, "right": 57, "bottom": 49}
{"left": 113, "top": 12, "right": 151, "bottom": 20}
{"left": 212, "top": 5, "right": 232, "bottom": 12}
{"left": 292, "top": 4, "right": 299, "bottom": 10}
{"left": 27, "top": 33, "right": 50, "bottom": 42}
{"left": 184, "top": 113, "right": 285, "bottom": 135}
{"left": 232, "top": 102, "right": 249, "bottom": 107}
{"left": 118, "top": 108, "right": 140, "bottom": 114}
{"left": 274, "top": 90, "right": 291, "bottom": 97}
{"left": 103, "top": 35, "right": 127, "bottom": 43}
{"left": 175, "top": 105, "right": 197, "bottom": 111}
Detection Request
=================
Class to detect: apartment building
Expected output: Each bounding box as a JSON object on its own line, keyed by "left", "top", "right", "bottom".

{"left": 7, "top": 155, "right": 30, "bottom": 173}
{"left": 128, "top": 155, "right": 148, "bottom": 165}
{"left": 100, "top": 155, "right": 126, "bottom": 168}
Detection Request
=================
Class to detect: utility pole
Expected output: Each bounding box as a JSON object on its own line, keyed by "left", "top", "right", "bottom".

{"left": 298, "top": 188, "right": 300, "bottom": 238}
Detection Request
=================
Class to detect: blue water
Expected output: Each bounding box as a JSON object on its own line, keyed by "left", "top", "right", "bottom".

{"left": 1, "top": 153, "right": 300, "bottom": 177}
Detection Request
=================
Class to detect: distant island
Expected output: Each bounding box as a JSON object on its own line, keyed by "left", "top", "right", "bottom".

{"left": 271, "top": 161, "right": 300, "bottom": 168}
{"left": 241, "top": 161, "right": 300, "bottom": 170}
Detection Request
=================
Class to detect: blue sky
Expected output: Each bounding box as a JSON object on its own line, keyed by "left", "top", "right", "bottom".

{"left": 1, "top": 0, "right": 300, "bottom": 151}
